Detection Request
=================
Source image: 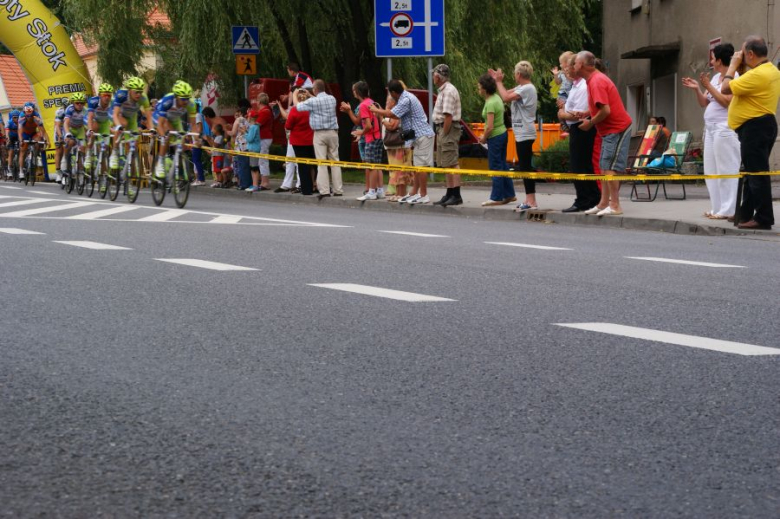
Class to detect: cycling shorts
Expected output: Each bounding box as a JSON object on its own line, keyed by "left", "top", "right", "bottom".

{"left": 68, "top": 127, "right": 86, "bottom": 141}
{"left": 124, "top": 116, "right": 139, "bottom": 132}
{"left": 94, "top": 120, "right": 112, "bottom": 136}
{"left": 8, "top": 133, "right": 18, "bottom": 146}
{"left": 21, "top": 132, "right": 37, "bottom": 141}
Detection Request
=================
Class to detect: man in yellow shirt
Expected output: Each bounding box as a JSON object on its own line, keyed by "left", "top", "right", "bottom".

{"left": 722, "top": 35, "right": 780, "bottom": 230}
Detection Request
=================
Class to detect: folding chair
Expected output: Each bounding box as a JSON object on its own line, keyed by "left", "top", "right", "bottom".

{"left": 628, "top": 125, "right": 661, "bottom": 201}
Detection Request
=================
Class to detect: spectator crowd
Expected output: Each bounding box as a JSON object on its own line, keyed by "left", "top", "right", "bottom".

{"left": 190, "top": 35, "right": 779, "bottom": 229}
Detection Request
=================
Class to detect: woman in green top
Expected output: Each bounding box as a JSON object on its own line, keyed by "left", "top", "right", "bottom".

{"left": 478, "top": 74, "right": 515, "bottom": 205}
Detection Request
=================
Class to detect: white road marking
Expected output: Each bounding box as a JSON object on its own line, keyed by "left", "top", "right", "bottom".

{"left": 0, "top": 186, "right": 22, "bottom": 190}
{"left": 137, "top": 209, "right": 188, "bottom": 222}
{"left": 555, "top": 323, "right": 780, "bottom": 356}
{"left": 0, "top": 228, "right": 45, "bottom": 235}
{"left": 54, "top": 240, "right": 132, "bottom": 250}
{"left": 67, "top": 205, "right": 140, "bottom": 220}
{"left": 486, "top": 241, "right": 573, "bottom": 251}
{"left": 209, "top": 215, "right": 243, "bottom": 224}
{"left": 0, "top": 201, "right": 95, "bottom": 217}
{"left": 380, "top": 231, "right": 449, "bottom": 238}
{"left": 0, "top": 198, "right": 50, "bottom": 209}
{"left": 154, "top": 258, "right": 258, "bottom": 271}
{"left": 309, "top": 283, "right": 456, "bottom": 302}
{"left": 28, "top": 190, "right": 59, "bottom": 195}
{"left": 626, "top": 257, "right": 746, "bottom": 268}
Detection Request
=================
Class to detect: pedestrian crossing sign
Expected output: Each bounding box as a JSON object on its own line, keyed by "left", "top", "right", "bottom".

{"left": 236, "top": 55, "right": 257, "bottom": 76}
{"left": 232, "top": 26, "right": 260, "bottom": 55}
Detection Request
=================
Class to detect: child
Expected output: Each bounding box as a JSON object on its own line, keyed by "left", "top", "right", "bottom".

{"left": 210, "top": 124, "right": 226, "bottom": 187}
{"left": 552, "top": 51, "right": 574, "bottom": 108}
{"left": 244, "top": 111, "right": 262, "bottom": 192}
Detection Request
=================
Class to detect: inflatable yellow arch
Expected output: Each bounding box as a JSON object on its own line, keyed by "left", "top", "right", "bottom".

{"left": 1, "top": 0, "right": 92, "bottom": 171}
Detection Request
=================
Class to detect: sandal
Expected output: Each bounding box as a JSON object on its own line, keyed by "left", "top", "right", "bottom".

{"left": 709, "top": 214, "right": 729, "bottom": 220}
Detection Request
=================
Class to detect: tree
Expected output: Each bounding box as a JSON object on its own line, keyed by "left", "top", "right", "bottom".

{"left": 62, "top": 0, "right": 600, "bottom": 155}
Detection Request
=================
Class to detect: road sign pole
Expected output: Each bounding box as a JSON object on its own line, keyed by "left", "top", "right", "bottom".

{"left": 387, "top": 58, "right": 392, "bottom": 82}
{"left": 427, "top": 57, "right": 434, "bottom": 129}
{"left": 244, "top": 76, "right": 248, "bottom": 100}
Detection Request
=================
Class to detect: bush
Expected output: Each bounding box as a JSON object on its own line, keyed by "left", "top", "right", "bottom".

{"left": 533, "top": 138, "right": 569, "bottom": 173}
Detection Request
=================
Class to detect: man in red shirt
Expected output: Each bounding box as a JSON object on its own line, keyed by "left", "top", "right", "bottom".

{"left": 574, "top": 51, "right": 633, "bottom": 216}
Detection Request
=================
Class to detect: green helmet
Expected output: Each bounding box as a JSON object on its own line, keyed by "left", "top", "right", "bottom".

{"left": 172, "top": 80, "right": 193, "bottom": 98}
{"left": 97, "top": 83, "right": 114, "bottom": 94}
{"left": 70, "top": 92, "right": 87, "bottom": 103}
{"left": 124, "top": 76, "right": 146, "bottom": 91}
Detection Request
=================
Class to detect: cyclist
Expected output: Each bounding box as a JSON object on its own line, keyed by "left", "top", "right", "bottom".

{"left": 5, "top": 110, "right": 19, "bottom": 178}
{"left": 0, "top": 112, "right": 5, "bottom": 170}
{"left": 18, "top": 102, "right": 49, "bottom": 180}
{"left": 61, "top": 93, "right": 88, "bottom": 183}
{"left": 153, "top": 80, "right": 197, "bottom": 179}
{"left": 86, "top": 83, "right": 114, "bottom": 173}
{"left": 110, "top": 76, "right": 152, "bottom": 169}
{"left": 53, "top": 99, "right": 69, "bottom": 181}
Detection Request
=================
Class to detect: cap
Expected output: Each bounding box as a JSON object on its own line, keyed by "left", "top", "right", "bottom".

{"left": 247, "top": 110, "right": 261, "bottom": 119}
{"left": 432, "top": 64, "right": 450, "bottom": 78}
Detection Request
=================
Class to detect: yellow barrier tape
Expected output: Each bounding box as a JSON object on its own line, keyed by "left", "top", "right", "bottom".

{"left": 195, "top": 145, "right": 777, "bottom": 182}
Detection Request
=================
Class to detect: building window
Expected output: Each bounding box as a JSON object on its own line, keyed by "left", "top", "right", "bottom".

{"left": 630, "top": 0, "right": 643, "bottom": 12}
{"left": 626, "top": 83, "right": 647, "bottom": 136}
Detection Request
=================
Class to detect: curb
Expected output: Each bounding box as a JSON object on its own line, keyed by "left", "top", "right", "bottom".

{"left": 190, "top": 185, "right": 779, "bottom": 238}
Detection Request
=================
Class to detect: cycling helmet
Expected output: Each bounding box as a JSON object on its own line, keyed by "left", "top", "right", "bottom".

{"left": 172, "top": 80, "right": 193, "bottom": 98}
{"left": 70, "top": 92, "right": 87, "bottom": 103}
{"left": 124, "top": 76, "right": 146, "bottom": 91}
{"left": 97, "top": 83, "right": 114, "bottom": 95}
{"left": 10, "top": 110, "right": 19, "bottom": 118}
{"left": 23, "top": 102, "right": 34, "bottom": 112}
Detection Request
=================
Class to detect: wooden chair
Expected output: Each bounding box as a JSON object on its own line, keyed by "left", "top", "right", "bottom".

{"left": 630, "top": 131, "right": 692, "bottom": 202}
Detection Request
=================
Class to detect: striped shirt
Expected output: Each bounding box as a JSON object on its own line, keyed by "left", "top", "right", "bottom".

{"left": 296, "top": 92, "right": 338, "bottom": 131}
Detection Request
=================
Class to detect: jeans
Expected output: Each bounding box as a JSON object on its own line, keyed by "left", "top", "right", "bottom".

{"left": 236, "top": 155, "right": 251, "bottom": 189}
{"left": 192, "top": 147, "right": 204, "bottom": 182}
{"left": 488, "top": 131, "right": 515, "bottom": 201}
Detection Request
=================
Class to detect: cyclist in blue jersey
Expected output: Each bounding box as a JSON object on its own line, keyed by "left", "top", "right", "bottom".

{"left": 110, "top": 76, "right": 151, "bottom": 169}
{"left": 18, "top": 103, "right": 49, "bottom": 180}
{"left": 62, "top": 93, "right": 88, "bottom": 181}
{"left": 153, "top": 80, "right": 197, "bottom": 179}
{"left": 53, "top": 99, "right": 69, "bottom": 181}
{"left": 85, "top": 83, "right": 114, "bottom": 172}
{"left": 5, "top": 110, "right": 19, "bottom": 178}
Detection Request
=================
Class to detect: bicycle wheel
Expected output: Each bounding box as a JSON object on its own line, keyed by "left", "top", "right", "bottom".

{"left": 126, "top": 154, "right": 141, "bottom": 204}
{"left": 74, "top": 150, "right": 85, "bottom": 195}
{"left": 29, "top": 148, "right": 37, "bottom": 186}
{"left": 23, "top": 151, "right": 32, "bottom": 185}
{"left": 108, "top": 165, "right": 120, "bottom": 201}
{"left": 65, "top": 152, "right": 76, "bottom": 194}
{"left": 173, "top": 155, "right": 191, "bottom": 208}
{"left": 150, "top": 155, "right": 166, "bottom": 206}
{"left": 85, "top": 159, "right": 95, "bottom": 197}
{"left": 96, "top": 152, "right": 109, "bottom": 199}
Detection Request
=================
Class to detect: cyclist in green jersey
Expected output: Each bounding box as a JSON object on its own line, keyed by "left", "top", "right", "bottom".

{"left": 110, "top": 76, "right": 152, "bottom": 169}
{"left": 153, "top": 80, "right": 197, "bottom": 179}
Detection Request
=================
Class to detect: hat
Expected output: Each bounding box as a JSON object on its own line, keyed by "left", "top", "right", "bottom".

{"left": 247, "top": 110, "right": 261, "bottom": 119}
{"left": 432, "top": 64, "right": 450, "bottom": 78}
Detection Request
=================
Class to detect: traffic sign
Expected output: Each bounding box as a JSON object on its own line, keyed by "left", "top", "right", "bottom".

{"left": 375, "top": 0, "right": 445, "bottom": 57}
{"left": 236, "top": 55, "right": 257, "bottom": 76}
{"left": 232, "top": 26, "right": 260, "bottom": 55}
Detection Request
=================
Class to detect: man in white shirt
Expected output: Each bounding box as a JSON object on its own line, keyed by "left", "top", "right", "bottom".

{"left": 557, "top": 54, "right": 601, "bottom": 212}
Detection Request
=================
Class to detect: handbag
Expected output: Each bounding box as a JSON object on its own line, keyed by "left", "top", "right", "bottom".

{"left": 400, "top": 128, "right": 416, "bottom": 141}
{"left": 383, "top": 127, "right": 405, "bottom": 148}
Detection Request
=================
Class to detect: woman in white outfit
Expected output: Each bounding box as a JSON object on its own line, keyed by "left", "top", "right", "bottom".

{"left": 682, "top": 43, "right": 741, "bottom": 219}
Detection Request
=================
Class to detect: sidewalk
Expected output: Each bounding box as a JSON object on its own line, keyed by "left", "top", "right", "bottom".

{"left": 193, "top": 180, "right": 780, "bottom": 238}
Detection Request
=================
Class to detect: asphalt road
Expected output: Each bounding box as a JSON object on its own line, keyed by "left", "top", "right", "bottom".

{"left": 1, "top": 183, "right": 779, "bottom": 518}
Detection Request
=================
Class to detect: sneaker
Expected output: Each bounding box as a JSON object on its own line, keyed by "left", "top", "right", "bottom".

{"left": 191, "top": 180, "right": 205, "bottom": 186}
{"left": 596, "top": 206, "right": 623, "bottom": 216}
{"left": 399, "top": 194, "right": 420, "bottom": 204}
{"left": 245, "top": 185, "right": 259, "bottom": 192}
{"left": 583, "top": 206, "right": 604, "bottom": 215}
{"left": 376, "top": 189, "right": 386, "bottom": 199}
{"left": 109, "top": 154, "right": 119, "bottom": 169}
{"left": 19, "top": 173, "right": 25, "bottom": 180}
{"left": 62, "top": 175, "right": 68, "bottom": 186}
{"left": 410, "top": 195, "right": 430, "bottom": 204}
{"left": 357, "top": 192, "right": 377, "bottom": 201}
{"left": 55, "top": 172, "right": 62, "bottom": 182}
{"left": 154, "top": 164, "right": 166, "bottom": 179}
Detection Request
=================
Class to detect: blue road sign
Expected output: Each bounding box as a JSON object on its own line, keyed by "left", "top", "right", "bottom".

{"left": 375, "top": 0, "right": 445, "bottom": 58}
{"left": 232, "top": 26, "right": 260, "bottom": 55}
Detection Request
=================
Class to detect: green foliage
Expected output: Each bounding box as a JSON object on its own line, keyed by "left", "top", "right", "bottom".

{"left": 62, "top": 0, "right": 600, "bottom": 115}
{"left": 533, "top": 137, "right": 570, "bottom": 173}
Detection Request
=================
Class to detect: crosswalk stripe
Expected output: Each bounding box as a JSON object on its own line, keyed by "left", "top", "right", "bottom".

{"left": 625, "top": 257, "right": 746, "bottom": 268}
{"left": 0, "top": 201, "right": 95, "bottom": 217}
{"left": 486, "top": 241, "right": 573, "bottom": 251}
{"left": 137, "top": 209, "right": 188, "bottom": 222}
{"left": 154, "top": 258, "right": 258, "bottom": 271}
{"left": 209, "top": 215, "right": 243, "bottom": 224}
{"left": 555, "top": 323, "right": 780, "bottom": 356}
{"left": 54, "top": 240, "right": 132, "bottom": 250}
{"left": 0, "top": 186, "right": 22, "bottom": 190}
{"left": 0, "top": 198, "right": 51, "bottom": 209}
{"left": 0, "top": 227, "right": 46, "bottom": 235}
{"left": 309, "top": 283, "right": 456, "bottom": 302}
{"left": 28, "top": 190, "right": 59, "bottom": 195}
{"left": 380, "top": 231, "right": 449, "bottom": 238}
{"left": 67, "top": 205, "right": 140, "bottom": 220}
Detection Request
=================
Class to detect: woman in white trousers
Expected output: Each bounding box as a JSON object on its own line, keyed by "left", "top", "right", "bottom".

{"left": 682, "top": 43, "right": 741, "bottom": 219}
